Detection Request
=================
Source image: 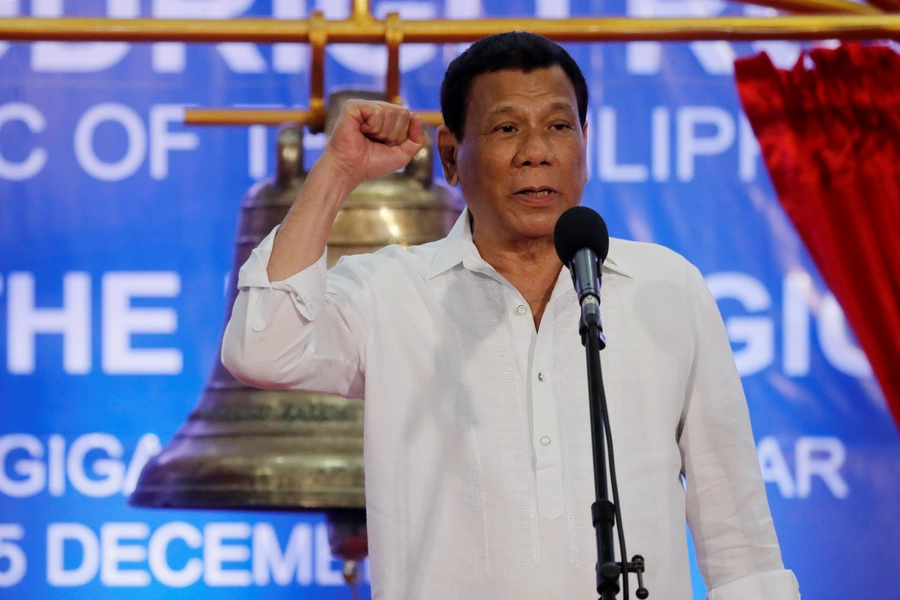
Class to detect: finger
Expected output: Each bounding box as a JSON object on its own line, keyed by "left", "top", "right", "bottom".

{"left": 398, "top": 116, "right": 427, "bottom": 159}
{"left": 385, "top": 110, "right": 412, "bottom": 146}
{"left": 357, "top": 103, "right": 386, "bottom": 136}
{"left": 375, "top": 109, "right": 403, "bottom": 146}
{"left": 407, "top": 115, "right": 425, "bottom": 147}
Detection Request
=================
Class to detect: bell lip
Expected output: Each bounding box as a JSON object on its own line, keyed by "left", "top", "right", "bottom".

{"left": 126, "top": 489, "right": 366, "bottom": 512}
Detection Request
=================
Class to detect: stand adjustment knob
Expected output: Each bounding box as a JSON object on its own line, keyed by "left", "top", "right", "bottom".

{"left": 632, "top": 555, "right": 649, "bottom": 599}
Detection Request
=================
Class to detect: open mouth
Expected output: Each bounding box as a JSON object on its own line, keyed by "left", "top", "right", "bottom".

{"left": 515, "top": 187, "right": 556, "bottom": 199}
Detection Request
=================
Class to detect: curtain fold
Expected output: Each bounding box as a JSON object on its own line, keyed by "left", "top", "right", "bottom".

{"left": 735, "top": 44, "right": 900, "bottom": 429}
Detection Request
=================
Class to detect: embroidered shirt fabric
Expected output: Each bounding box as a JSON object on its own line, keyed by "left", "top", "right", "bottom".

{"left": 222, "top": 209, "right": 800, "bottom": 600}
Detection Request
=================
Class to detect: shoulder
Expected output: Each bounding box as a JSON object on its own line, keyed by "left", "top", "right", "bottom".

{"left": 608, "top": 239, "right": 717, "bottom": 346}
{"left": 608, "top": 237, "right": 701, "bottom": 288}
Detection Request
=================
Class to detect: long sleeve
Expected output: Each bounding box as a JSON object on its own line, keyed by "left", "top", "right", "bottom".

{"left": 221, "top": 226, "right": 372, "bottom": 399}
{"left": 678, "top": 264, "right": 800, "bottom": 600}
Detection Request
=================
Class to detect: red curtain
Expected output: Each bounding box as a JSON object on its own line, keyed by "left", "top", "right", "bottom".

{"left": 735, "top": 44, "right": 900, "bottom": 430}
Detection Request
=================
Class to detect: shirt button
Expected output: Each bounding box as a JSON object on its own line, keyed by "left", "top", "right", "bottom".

{"left": 540, "top": 436, "right": 551, "bottom": 446}
{"left": 537, "top": 372, "right": 544, "bottom": 382}
{"left": 516, "top": 304, "right": 527, "bottom": 315}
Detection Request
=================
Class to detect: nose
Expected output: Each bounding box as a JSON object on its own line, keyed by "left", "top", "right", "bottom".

{"left": 514, "top": 128, "right": 554, "bottom": 167}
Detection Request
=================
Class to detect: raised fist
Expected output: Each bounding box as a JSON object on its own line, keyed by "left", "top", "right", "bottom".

{"left": 321, "top": 100, "right": 427, "bottom": 188}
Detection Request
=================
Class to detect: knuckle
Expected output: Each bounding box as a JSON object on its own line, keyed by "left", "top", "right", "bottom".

{"left": 342, "top": 98, "right": 365, "bottom": 115}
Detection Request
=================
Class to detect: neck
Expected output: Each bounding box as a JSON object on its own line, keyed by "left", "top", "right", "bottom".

{"left": 471, "top": 221, "right": 563, "bottom": 329}
{"left": 474, "top": 235, "right": 560, "bottom": 279}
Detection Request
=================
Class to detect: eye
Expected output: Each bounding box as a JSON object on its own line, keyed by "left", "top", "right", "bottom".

{"left": 551, "top": 122, "right": 573, "bottom": 131}
{"left": 495, "top": 124, "right": 516, "bottom": 133}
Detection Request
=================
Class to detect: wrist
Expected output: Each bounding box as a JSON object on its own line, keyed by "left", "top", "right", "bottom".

{"left": 313, "top": 150, "right": 363, "bottom": 197}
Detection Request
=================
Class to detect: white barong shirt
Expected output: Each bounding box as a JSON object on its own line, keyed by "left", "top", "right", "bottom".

{"left": 222, "top": 209, "right": 800, "bottom": 600}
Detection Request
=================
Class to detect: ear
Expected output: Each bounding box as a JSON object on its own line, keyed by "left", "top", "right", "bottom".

{"left": 581, "top": 121, "right": 590, "bottom": 185}
{"left": 437, "top": 125, "right": 460, "bottom": 187}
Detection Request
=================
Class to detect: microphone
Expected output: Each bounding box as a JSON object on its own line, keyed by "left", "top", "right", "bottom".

{"left": 555, "top": 207, "right": 648, "bottom": 600}
{"left": 554, "top": 206, "right": 610, "bottom": 345}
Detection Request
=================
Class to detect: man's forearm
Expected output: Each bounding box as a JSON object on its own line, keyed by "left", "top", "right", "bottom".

{"left": 266, "top": 153, "right": 359, "bottom": 283}
{"left": 267, "top": 100, "right": 425, "bottom": 282}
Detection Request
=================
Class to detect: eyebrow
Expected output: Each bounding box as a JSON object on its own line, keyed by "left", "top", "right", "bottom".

{"left": 487, "top": 101, "right": 576, "bottom": 118}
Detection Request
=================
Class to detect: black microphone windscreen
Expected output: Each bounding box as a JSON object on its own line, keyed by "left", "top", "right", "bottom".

{"left": 553, "top": 206, "right": 610, "bottom": 265}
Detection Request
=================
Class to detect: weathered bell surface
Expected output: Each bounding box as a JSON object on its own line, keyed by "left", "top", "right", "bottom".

{"left": 325, "top": 90, "right": 458, "bottom": 263}
{"left": 129, "top": 93, "right": 461, "bottom": 514}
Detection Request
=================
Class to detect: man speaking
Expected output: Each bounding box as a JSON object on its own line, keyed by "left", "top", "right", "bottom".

{"left": 222, "top": 32, "right": 800, "bottom": 600}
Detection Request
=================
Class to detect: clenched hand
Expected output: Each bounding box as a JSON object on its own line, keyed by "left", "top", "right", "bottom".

{"left": 322, "top": 100, "right": 427, "bottom": 187}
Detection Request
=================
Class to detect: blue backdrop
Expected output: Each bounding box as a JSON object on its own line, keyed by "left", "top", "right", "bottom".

{"left": 2, "top": 1, "right": 899, "bottom": 599}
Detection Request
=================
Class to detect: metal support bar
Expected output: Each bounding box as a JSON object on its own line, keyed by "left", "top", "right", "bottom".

{"left": 352, "top": 0, "right": 373, "bottom": 23}
{"left": 308, "top": 11, "right": 327, "bottom": 133}
{"left": 10, "top": 11, "right": 898, "bottom": 130}
{"left": 385, "top": 12, "right": 403, "bottom": 106}
{"left": 182, "top": 108, "right": 445, "bottom": 127}
{"left": 867, "top": 0, "right": 899, "bottom": 11}
{"left": 728, "top": 0, "right": 879, "bottom": 14}
{"left": 183, "top": 109, "right": 316, "bottom": 126}
{"left": 1, "top": 16, "right": 899, "bottom": 44}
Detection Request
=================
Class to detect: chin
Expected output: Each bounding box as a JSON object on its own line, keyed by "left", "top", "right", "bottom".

{"left": 510, "top": 214, "right": 557, "bottom": 239}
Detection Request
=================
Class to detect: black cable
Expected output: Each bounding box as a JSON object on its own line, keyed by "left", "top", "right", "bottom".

{"left": 599, "top": 371, "right": 629, "bottom": 600}
{"left": 588, "top": 324, "right": 629, "bottom": 599}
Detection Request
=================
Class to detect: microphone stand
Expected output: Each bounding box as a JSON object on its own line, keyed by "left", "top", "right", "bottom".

{"left": 580, "top": 301, "right": 649, "bottom": 600}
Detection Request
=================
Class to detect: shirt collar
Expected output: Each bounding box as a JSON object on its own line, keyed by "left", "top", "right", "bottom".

{"left": 424, "top": 207, "right": 474, "bottom": 280}
{"left": 425, "top": 207, "right": 632, "bottom": 280}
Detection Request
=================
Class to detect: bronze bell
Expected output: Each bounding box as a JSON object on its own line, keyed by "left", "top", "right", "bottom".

{"left": 129, "top": 93, "right": 461, "bottom": 571}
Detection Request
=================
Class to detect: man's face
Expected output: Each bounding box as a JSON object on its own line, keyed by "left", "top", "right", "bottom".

{"left": 438, "top": 66, "right": 588, "bottom": 247}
